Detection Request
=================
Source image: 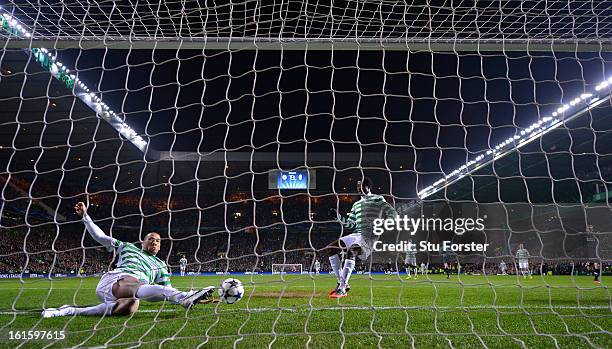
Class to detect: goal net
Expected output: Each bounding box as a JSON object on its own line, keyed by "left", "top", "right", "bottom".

{"left": 1, "top": 1, "right": 611, "bottom": 347}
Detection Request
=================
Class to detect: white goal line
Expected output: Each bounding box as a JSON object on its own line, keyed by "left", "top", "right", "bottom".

{"left": 0, "top": 283, "right": 604, "bottom": 290}
{"left": 1, "top": 305, "right": 609, "bottom": 316}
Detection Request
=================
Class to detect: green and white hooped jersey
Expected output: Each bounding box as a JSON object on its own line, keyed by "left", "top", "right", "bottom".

{"left": 341, "top": 194, "right": 397, "bottom": 241}
{"left": 405, "top": 250, "right": 417, "bottom": 262}
{"left": 516, "top": 248, "right": 530, "bottom": 261}
{"left": 111, "top": 239, "right": 171, "bottom": 286}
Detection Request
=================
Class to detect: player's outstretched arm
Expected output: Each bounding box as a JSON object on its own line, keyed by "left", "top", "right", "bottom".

{"left": 329, "top": 207, "right": 357, "bottom": 230}
{"left": 382, "top": 201, "right": 398, "bottom": 219}
{"left": 75, "top": 202, "right": 115, "bottom": 248}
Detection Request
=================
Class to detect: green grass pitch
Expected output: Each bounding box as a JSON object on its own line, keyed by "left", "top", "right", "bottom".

{"left": 0, "top": 274, "right": 609, "bottom": 348}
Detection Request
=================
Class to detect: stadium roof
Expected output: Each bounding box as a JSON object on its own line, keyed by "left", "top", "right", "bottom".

{"left": 1, "top": 2, "right": 612, "bottom": 199}
{"left": 0, "top": 49, "right": 149, "bottom": 192}
{"left": 2, "top": 43, "right": 612, "bottom": 199}
{"left": 425, "top": 100, "right": 612, "bottom": 204}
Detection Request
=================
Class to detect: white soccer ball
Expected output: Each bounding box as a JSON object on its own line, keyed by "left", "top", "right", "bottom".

{"left": 218, "top": 278, "right": 244, "bottom": 304}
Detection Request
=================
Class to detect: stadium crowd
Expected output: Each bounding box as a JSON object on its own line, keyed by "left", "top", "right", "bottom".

{"left": 2, "top": 216, "right": 608, "bottom": 277}
{"left": 1, "top": 175, "right": 609, "bottom": 277}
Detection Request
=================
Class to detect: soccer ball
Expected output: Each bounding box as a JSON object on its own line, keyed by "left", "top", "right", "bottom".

{"left": 218, "top": 278, "right": 244, "bottom": 304}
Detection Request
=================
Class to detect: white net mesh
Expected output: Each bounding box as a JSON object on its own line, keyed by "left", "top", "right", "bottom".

{"left": 2, "top": 0, "right": 612, "bottom": 50}
{"left": 0, "top": 1, "right": 611, "bottom": 347}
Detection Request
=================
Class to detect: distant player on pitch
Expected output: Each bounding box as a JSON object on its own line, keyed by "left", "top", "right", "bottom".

{"left": 314, "top": 260, "right": 320, "bottom": 275}
{"left": 42, "top": 202, "right": 214, "bottom": 318}
{"left": 499, "top": 260, "right": 507, "bottom": 275}
{"left": 442, "top": 247, "right": 456, "bottom": 279}
{"left": 591, "top": 262, "right": 601, "bottom": 284}
{"left": 516, "top": 244, "right": 532, "bottom": 279}
{"left": 420, "top": 262, "right": 427, "bottom": 275}
{"left": 179, "top": 255, "right": 188, "bottom": 277}
{"left": 327, "top": 177, "right": 397, "bottom": 298}
{"left": 404, "top": 243, "right": 418, "bottom": 279}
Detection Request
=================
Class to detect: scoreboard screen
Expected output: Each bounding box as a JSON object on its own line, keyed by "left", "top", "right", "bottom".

{"left": 268, "top": 170, "right": 315, "bottom": 189}
{"left": 278, "top": 170, "right": 308, "bottom": 189}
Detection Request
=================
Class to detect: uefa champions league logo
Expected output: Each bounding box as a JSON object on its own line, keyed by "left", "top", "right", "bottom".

{"left": 281, "top": 172, "right": 303, "bottom": 182}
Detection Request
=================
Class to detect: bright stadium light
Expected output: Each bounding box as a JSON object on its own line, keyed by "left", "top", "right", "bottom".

{"left": 419, "top": 78, "right": 612, "bottom": 199}
{"left": 0, "top": 8, "right": 148, "bottom": 153}
{"left": 596, "top": 81, "right": 609, "bottom": 91}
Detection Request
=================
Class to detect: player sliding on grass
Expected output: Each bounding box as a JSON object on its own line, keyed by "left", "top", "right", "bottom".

{"left": 42, "top": 202, "right": 214, "bottom": 318}
{"left": 327, "top": 177, "right": 397, "bottom": 298}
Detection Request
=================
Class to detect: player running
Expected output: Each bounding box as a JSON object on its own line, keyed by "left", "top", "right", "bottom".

{"left": 404, "top": 243, "right": 418, "bottom": 279}
{"left": 179, "top": 255, "right": 188, "bottom": 277}
{"left": 42, "top": 202, "right": 214, "bottom": 318}
{"left": 314, "top": 259, "right": 321, "bottom": 275}
{"left": 516, "top": 244, "right": 532, "bottom": 279}
{"left": 326, "top": 177, "right": 397, "bottom": 298}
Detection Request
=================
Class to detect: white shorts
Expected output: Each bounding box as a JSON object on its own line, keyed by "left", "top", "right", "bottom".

{"left": 180, "top": 266, "right": 186, "bottom": 272}
{"left": 519, "top": 261, "right": 529, "bottom": 270}
{"left": 405, "top": 258, "right": 417, "bottom": 266}
{"left": 340, "top": 233, "right": 372, "bottom": 261}
{"left": 95, "top": 271, "right": 131, "bottom": 302}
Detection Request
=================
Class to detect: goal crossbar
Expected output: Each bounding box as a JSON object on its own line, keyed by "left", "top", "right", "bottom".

{"left": 2, "top": 37, "right": 612, "bottom": 51}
